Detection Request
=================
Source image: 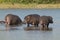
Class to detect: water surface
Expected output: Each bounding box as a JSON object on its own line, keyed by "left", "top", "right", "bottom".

{"left": 0, "top": 9, "right": 59, "bottom": 40}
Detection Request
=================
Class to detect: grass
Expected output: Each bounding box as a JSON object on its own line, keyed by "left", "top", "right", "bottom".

{"left": 0, "top": 3, "right": 60, "bottom": 9}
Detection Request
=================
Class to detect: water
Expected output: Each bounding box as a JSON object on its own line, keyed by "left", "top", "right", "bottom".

{"left": 0, "top": 8, "right": 59, "bottom": 40}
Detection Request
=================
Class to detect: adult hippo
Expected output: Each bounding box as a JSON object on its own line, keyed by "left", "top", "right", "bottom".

{"left": 5, "top": 14, "right": 22, "bottom": 25}
{"left": 40, "top": 16, "right": 53, "bottom": 29}
{"left": 24, "top": 14, "right": 40, "bottom": 27}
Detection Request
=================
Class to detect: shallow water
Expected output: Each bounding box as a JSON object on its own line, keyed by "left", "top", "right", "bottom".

{"left": 0, "top": 8, "right": 60, "bottom": 40}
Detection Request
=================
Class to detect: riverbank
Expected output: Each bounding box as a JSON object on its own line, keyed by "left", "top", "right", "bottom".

{"left": 0, "top": 3, "right": 60, "bottom": 9}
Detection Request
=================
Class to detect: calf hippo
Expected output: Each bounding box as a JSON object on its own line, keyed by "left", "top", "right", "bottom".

{"left": 40, "top": 16, "right": 53, "bottom": 29}
{"left": 24, "top": 14, "right": 40, "bottom": 27}
{"left": 5, "top": 14, "right": 22, "bottom": 25}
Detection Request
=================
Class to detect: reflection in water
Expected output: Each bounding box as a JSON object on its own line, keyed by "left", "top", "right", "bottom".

{"left": 5, "top": 25, "right": 20, "bottom": 31}
{"left": 24, "top": 31, "right": 53, "bottom": 40}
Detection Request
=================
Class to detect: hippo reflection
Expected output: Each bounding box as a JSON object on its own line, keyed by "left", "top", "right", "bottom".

{"left": 40, "top": 16, "right": 53, "bottom": 29}
{"left": 24, "top": 14, "right": 40, "bottom": 27}
{"left": 5, "top": 14, "right": 22, "bottom": 25}
{"left": 5, "top": 25, "right": 19, "bottom": 31}
{"left": 0, "top": 21, "right": 5, "bottom": 24}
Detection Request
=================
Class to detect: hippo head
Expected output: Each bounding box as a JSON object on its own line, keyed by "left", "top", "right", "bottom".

{"left": 47, "top": 16, "right": 53, "bottom": 23}
{"left": 24, "top": 16, "right": 31, "bottom": 23}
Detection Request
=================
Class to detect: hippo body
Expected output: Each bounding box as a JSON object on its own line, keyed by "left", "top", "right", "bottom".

{"left": 24, "top": 14, "right": 40, "bottom": 27}
{"left": 40, "top": 16, "right": 53, "bottom": 29}
{"left": 5, "top": 14, "right": 22, "bottom": 25}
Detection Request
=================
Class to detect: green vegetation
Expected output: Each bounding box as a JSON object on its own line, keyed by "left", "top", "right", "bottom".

{"left": 0, "top": 0, "right": 60, "bottom": 9}
{"left": 0, "top": 0, "right": 59, "bottom": 4}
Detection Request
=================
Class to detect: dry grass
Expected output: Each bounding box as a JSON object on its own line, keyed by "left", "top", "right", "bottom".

{"left": 0, "top": 3, "right": 60, "bottom": 9}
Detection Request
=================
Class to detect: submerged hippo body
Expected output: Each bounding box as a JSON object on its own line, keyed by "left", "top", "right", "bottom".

{"left": 40, "top": 16, "right": 53, "bottom": 29}
{"left": 5, "top": 14, "right": 22, "bottom": 25}
{"left": 24, "top": 14, "right": 40, "bottom": 27}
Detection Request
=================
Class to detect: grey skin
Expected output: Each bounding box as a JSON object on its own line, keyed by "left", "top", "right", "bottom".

{"left": 24, "top": 14, "right": 40, "bottom": 27}
{"left": 5, "top": 14, "right": 22, "bottom": 25}
{"left": 40, "top": 16, "right": 53, "bottom": 29}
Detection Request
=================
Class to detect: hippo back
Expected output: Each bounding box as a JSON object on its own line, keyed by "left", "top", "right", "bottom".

{"left": 40, "top": 16, "right": 53, "bottom": 24}
{"left": 40, "top": 16, "right": 49, "bottom": 25}
{"left": 24, "top": 14, "right": 40, "bottom": 25}
{"left": 5, "top": 14, "right": 22, "bottom": 25}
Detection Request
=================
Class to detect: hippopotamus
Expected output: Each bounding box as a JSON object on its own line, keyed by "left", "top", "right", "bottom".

{"left": 40, "top": 16, "right": 53, "bottom": 29}
{"left": 24, "top": 14, "right": 40, "bottom": 27}
{"left": 5, "top": 14, "right": 22, "bottom": 25}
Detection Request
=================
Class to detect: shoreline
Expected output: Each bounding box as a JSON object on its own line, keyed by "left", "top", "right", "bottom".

{"left": 0, "top": 3, "right": 60, "bottom": 9}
